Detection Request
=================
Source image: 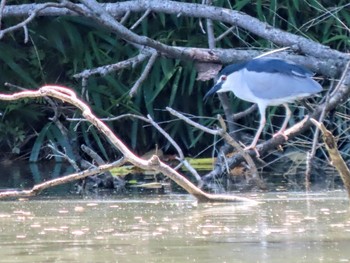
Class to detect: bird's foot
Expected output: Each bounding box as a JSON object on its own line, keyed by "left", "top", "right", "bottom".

{"left": 273, "top": 131, "right": 288, "bottom": 140}
{"left": 244, "top": 145, "right": 260, "bottom": 158}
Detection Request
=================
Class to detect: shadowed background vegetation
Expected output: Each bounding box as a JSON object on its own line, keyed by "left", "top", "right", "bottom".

{"left": 0, "top": 0, "right": 349, "bottom": 163}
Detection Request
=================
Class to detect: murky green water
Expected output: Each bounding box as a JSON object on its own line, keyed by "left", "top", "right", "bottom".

{"left": 0, "top": 192, "right": 349, "bottom": 262}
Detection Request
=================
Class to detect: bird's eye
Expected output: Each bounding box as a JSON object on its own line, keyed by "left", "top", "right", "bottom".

{"left": 221, "top": 75, "right": 227, "bottom": 81}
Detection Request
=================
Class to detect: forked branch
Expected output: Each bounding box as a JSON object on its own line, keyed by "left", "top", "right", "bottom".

{"left": 0, "top": 85, "right": 254, "bottom": 203}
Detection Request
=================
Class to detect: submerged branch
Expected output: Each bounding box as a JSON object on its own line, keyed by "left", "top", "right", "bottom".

{"left": 0, "top": 159, "right": 125, "bottom": 199}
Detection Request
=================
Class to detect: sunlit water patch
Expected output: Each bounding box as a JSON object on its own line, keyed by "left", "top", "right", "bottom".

{"left": 0, "top": 192, "right": 349, "bottom": 262}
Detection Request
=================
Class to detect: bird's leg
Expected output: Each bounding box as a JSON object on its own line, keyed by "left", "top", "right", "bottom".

{"left": 273, "top": 103, "right": 291, "bottom": 140}
{"left": 244, "top": 105, "right": 266, "bottom": 157}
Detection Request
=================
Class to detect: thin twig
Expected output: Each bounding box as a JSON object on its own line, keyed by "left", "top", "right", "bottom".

{"left": 23, "top": 24, "right": 28, "bottom": 43}
{"left": 146, "top": 114, "right": 202, "bottom": 181}
{"left": 81, "top": 144, "right": 106, "bottom": 166}
{"left": 146, "top": 114, "right": 183, "bottom": 160}
{"left": 305, "top": 80, "right": 333, "bottom": 189}
{"left": 167, "top": 107, "right": 219, "bottom": 135}
{"left": 130, "top": 9, "right": 151, "bottom": 30}
{"left": 255, "top": 46, "right": 291, "bottom": 59}
{"left": 232, "top": 104, "right": 258, "bottom": 121}
{"left": 129, "top": 50, "right": 158, "bottom": 97}
{"left": 68, "top": 113, "right": 146, "bottom": 122}
{"left": 120, "top": 10, "right": 130, "bottom": 24}
{"left": 331, "top": 61, "right": 350, "bottom": 97}
{"left": 215, "top": 26, "right": 235, "bottom": 42}
{"left": 205, "top": 0, "right": 215, "bottom": 49}
{"left": 0, "top": 0, "right": 6, "bottom": 30}
{"left": 217, "top": 115, "right": 258, "bottom": 179}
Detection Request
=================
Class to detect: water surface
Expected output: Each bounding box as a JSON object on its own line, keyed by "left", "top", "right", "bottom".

{"left": 0, "top": 192, "right": 349, "bottom": 262}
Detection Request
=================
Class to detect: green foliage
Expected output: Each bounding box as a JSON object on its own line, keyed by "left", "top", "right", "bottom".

{"left": 0, "top": 119, "right": 25, "bottom": 155}
{"left": 0, "top": 0, "right": 348, "bottom": 161}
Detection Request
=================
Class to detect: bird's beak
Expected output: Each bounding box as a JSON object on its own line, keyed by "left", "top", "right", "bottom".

{"left": 203, "top": 82, "right": 222, "bottom": 101}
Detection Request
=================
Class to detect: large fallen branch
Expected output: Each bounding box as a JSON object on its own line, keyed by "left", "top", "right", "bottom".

{"left": 0, "top": 85, "right": 254, "bottom": 203}
{"left": 1, "top": 1, "right": 347, "bottom": 77}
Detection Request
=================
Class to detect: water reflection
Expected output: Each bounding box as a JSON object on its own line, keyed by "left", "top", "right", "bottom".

{"left": 0, "top": 161, "right": 74, "bottom": 190}
{"left": 0, "top": 192, "right": 349, "bottom": 262}
{"left": 0, "top": 160, "right": 344, "bottom": 194}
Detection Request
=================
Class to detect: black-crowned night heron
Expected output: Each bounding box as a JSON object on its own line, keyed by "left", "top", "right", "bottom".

{"left": 204, "top": 57, "right": 322, "bottom": 150}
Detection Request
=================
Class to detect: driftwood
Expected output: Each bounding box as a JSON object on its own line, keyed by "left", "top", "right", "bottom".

{"left": 0, "top": 85, "right": 255, "bottom": 203}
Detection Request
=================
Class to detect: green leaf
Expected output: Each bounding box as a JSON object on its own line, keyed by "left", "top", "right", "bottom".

{"left": 30, "top": 123, "right": 51, "bottom": 162}
{"left": 169, "top": 67, "right": 182, "bottom": 106}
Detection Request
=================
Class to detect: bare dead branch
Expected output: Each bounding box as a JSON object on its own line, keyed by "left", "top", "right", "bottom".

{"left": 0, "top": 2, "right": 64, "bottom": 40}
{"left": 0, "top": 85, "right": 253, "bottom": 202}
{"left": 79, "top": 0, "right": 204, "bottom": 62}
{"left": 0, "top": 2, "right": 344, "bottom": 77}
{"left": 48, "top": 143, "right": 80, "bottom": 172}
{"left": 203, "top": 1, "right": 237, "bottom": 137}
{"left": 145, "top": 114, "right": 203, "bottom": 182}
{"left": 73, "top": 0, "right": 346, "bottom": 60}
{"left": 2, "top": 87, "right": 218, "bottom": 198}
{"left": 1, "top": 1, "right": 347, "bottom": 65}
{"left": 73, "top": 51, "right": 151, "bottom": 79}
{"left": 305, "top": 82, "right": 333, "bottom": 189}
{"left": 81, "top": 144, "right": 106, "bottom": 166}
{"left": 167, "top": 107, "right": 219, "bottom": 135}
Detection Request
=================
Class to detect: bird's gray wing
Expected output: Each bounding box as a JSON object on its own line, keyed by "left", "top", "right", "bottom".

{"left": 243, "top": 70, "right": 322, "bottom": 100}
{"left": 246, "top": 58, "right": 314, "bottom": 78}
